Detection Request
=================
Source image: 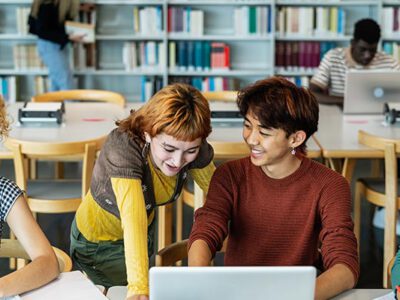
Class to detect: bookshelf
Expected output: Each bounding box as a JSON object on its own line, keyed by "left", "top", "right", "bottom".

{"left": 0, "top": 0, "right": 392, "bottom": 103}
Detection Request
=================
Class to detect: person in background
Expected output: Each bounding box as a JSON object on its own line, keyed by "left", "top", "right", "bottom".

{"left": 392, "top": 249, "right": 400, "bottom": 299}
{"left": 188, "top": 77, "right": 359, "bottom": 300}
{"left": 28, "top": 0, "right": 83, "bottom": 91}
{"left": 70, "top": 83, "right": 215, "bottom": 300}
{"left": 310, "top": 18, "right": 399, "bottom": 106}
{"left": 0, "top": 96, "right": 59, "bottom": 297}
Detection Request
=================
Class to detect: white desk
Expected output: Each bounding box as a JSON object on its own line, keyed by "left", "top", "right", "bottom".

{"left": 106, "top": 286, "right": 392, "bottom": 300}
{"left": 314, "top": 104, "right": 399, "bottom": 181}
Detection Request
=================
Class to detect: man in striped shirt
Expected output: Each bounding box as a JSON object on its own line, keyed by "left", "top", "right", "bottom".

{"left": 310, "top": 18, "right": 400, "bottom": 106}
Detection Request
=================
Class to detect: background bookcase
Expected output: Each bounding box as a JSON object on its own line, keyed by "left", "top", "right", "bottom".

{"left": 0, "top": 0, "right": 397, "bottom": 103}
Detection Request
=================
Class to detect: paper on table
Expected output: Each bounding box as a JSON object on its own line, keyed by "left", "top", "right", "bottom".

{"left": 0, "top": 296, "right": 21, "bottom": 300}
{"left": 373, "top": 291, "right": 395, "bottom": 300}
{"left": 20, "top": 271, "right": 107, "bottom": 300}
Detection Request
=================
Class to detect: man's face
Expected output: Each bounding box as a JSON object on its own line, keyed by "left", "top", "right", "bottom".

{"left": 351, "top": 39, "right": 378, "bottom": 66}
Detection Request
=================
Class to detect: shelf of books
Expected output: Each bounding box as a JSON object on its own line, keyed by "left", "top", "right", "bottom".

{"left": 382, "top": 1, "right": 400, "bottom": 62}
{"left": 0, "top": 0, "right": 391, "bottom": 103}
{"left": 275, "top": 0, "right": 379, "bottom": 86}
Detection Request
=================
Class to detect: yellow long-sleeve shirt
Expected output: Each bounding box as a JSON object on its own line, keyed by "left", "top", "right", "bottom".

{"left": 76, "top": 159, "right": 215, "bottom": 297}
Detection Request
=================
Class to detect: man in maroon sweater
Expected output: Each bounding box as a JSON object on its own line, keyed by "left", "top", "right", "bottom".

{"left": 188, "top": 77, "right": 359, "bottom": 300}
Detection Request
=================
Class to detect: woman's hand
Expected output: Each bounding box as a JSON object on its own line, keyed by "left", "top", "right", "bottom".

{"left": 68, "top": 34, "right": 86, "bottom": 42}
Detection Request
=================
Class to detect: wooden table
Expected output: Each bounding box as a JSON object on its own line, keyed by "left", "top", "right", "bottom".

{"left": 314, "top": 104, "right": 399, "bottom": 181}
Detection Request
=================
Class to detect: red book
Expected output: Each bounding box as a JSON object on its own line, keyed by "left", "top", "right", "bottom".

{"left": 224, "top": 44, "right": 230, "bottom": 69}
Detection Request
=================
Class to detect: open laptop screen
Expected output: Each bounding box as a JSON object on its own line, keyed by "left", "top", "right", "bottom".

{"left": 344, "top": 70, "right": 400, "bottom": 114}
{"left": 150, "top": 266, "right": 316, "bottom": 300}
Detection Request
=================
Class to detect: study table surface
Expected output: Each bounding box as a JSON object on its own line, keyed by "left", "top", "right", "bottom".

{"left": 1, "top": 101, "right": 321, "bottom": 159}
{"left": 105, "top": 286, "right": 392, "bottom": 300}
{"left": 314, "top": 104, "right": 399, "bottom": 181}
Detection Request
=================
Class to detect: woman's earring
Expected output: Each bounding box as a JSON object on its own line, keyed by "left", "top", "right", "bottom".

{"left": 291, "top": 147, "right": 296, "bottom": 155}
{"left": 142, "top": 142, "right": 150, "bottom": 158}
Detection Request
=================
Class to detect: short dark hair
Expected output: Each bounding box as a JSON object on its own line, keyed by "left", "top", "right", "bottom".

{"left": 353, "top": 18, "right": 381, "bottom": 44}
{"left": 237, "top": 77, "right": 319, "bottom": 155}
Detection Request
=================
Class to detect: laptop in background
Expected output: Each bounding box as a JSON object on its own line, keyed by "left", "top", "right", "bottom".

{"left": 344, "top": 70, "right": 400, "bottom": 114}
{"left": 209, "top": 101, "right": 243, "bottom": 123}
{"left": 150, "top": 266, "right": 316, "bottom": 300}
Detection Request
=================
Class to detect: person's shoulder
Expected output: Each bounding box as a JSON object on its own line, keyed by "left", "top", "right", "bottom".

{"left": 325, "top": 47, "right": 345, "bottom": 58}
{"left": 0, "top": 176, "right": 20, "bottom": 191}
{"left": 214, "top": 157, "right": 251, "bottom": 178}
{"left": 307, "top": 159, "right": 348, "bottom": 186}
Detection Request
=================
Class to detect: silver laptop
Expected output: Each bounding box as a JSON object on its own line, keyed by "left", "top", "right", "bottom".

{"left": 209, "top": 101, "right": 243, "bottom": 123}
{"left": 150, "top": 266, "right": 316, "bottom": 300}
{"left": 344, "top": 70, "right": 400, "bottom": 114}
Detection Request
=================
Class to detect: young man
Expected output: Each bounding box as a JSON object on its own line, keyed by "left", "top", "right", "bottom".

{"left": 310, "top": 18, "right": 400, "bottom": 106}
{"left": 188, "top": 77, "right": 359, "bottom": 300}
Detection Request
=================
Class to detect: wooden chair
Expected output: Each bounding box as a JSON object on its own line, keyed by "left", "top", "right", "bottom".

{"left": 6, "top": 137, "right": 104, "bottom": 214}
{"left": 5, "top": 137, "right": 103, "bottom": 268}
{"left": 31, "top": 89, "right": 126, "bottom": 107}
{"left": 202, "top": 91, "right": 237, "bottom": 102}
{"left": 156, "top": 239, "right": 227, "bottom": 267}
{"left": 30, "top": 89, "right": 124, "bottom": 179}
{"left": 0, "top": 238, "right": 72, "bottom": 272}
{"left": 353, "top": 130, "right": 400, "bottom": 288}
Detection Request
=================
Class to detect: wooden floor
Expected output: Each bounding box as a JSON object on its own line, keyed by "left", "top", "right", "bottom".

{"left": 0, "top": 159, "right": 388, "bottom": 288}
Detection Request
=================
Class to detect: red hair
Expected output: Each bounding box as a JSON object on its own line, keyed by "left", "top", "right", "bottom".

{"left": 117, "top": 83, "right": 211, "bottom": 142}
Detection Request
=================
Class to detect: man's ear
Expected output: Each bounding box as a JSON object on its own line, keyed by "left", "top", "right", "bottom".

{"left": 290, "top": 130, "right": 307, "bottom": 148}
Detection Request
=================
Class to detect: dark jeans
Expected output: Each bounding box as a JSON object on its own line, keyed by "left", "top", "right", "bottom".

{"left": 70, "top": 218, "right": 155, "bottom": 288}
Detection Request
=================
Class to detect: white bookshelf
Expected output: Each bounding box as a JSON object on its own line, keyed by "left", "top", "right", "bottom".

{"left": 0, "top": 0, "right": 392, "bottom": 102}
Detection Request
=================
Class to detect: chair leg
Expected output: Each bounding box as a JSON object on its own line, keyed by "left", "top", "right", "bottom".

{"left": 55, "top": 162, "right": 65, "bottom": 179}
{"left": 157, "top": 203, "right": 173, "bottom": 251}
{"left": 176, "top": 195, "right": 183, "bottom": 243}
{"left": 353, "top": 181, "right": 364, "bottom": 256}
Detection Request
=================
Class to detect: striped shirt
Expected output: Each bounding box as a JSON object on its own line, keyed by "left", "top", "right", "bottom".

{"left": 311, "top": 47, "right": 400, "bottom": 96}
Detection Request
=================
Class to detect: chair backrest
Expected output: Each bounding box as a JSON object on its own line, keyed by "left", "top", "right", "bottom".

{"left": 156, "top": 239, "right": 227, "bottom": 266}
{"left": 202, "top": 91, "right": 237, "bottom": 102}
{"left": 211, "top": 141, "right": 249, "bottom": 160}
{"left": 358, "top": 130, "right": 400, "bottom": 286}
{"left": 0, "top": 238, "right": 72, "bottom": 272}
{"left": 31, "top": 89, "right": 126, "bottom": 107}
{"left": 5, "top": 137, "right": 104, "bottom": 213}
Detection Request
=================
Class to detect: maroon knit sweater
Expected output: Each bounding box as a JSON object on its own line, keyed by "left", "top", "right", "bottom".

{"left": 189, "top": 157, "right": 359, "bottom": 282}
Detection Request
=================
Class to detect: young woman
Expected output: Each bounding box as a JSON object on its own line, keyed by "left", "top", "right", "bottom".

{"left": 70, "top": 83, "right": 215, "bottom": 300}
{"left": 29, "top": 0, "right": 82, "bottom": 91}
{"left": 188, "top": 77, "right": 359, "bottom": 300}
{"left": 0, "top": 97, "right": 59, "bottom": 297}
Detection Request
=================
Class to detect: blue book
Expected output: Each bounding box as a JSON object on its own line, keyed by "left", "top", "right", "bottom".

{"left": 267, "top": 6, "right": 272, "bottom": 33}
{"left": 156, "top": 6, "right": 163, "bottom": 33}
{"left": 178, "top": 41, "right": 188, "bottom": 70}
{"left": 186, "top": 7, "right": 191, "bottom": 33}
{"left": 209, "top": 77, "right": 215, "bottom": 91}
{"left": 191, "top": 77, "right": 202, "bottom": 90}
{"left": 203, "top": 41, "right": 211, "bottom": 71}
{"left": 187, "top": 41, "right": 195, "bottom": 71}
{"left": 194, "top": 41, "right": 204, "bottom": 71}
{"left": 337, "top": 8, "right": 344, "bottom": 35}
{"left": 141, "top": 76, "right": 146, "bottom": 102}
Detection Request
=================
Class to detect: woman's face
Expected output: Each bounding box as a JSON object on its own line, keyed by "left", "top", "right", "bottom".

{"left": 147, "top": 133, "right": 202, "bottom": 176}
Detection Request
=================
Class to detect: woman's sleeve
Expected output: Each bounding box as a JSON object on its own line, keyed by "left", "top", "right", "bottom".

{"left": 111, "top": 177, "right": 149, "bottom": 297}
{"left": 189, "top": 162, "right": 216, "bottom": 194}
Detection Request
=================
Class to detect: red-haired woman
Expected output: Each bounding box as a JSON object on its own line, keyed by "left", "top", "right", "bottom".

{"left": 0, "top": 96, "right": 59, "bottom": 297}
{"left": 188, "top": 77, "right": 359, "bottom": 300}
{"left": 70, "top": 83, "right": 215, "bottom": 300}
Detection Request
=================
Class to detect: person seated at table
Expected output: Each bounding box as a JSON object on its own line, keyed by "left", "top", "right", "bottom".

{"left": 310, "top": 18, "right": 400, "bottom": 106}
{"left": 70, "top": 83, "right": 215, "bottom": 300}
{"left": 0, "top": 97, "right": 59, "bottom": 297}
{"left": 391, "top": 249, "right": 400, "bottom": 299}
{"left": 188, "top": 77, "right": 359, "bottom": 300}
